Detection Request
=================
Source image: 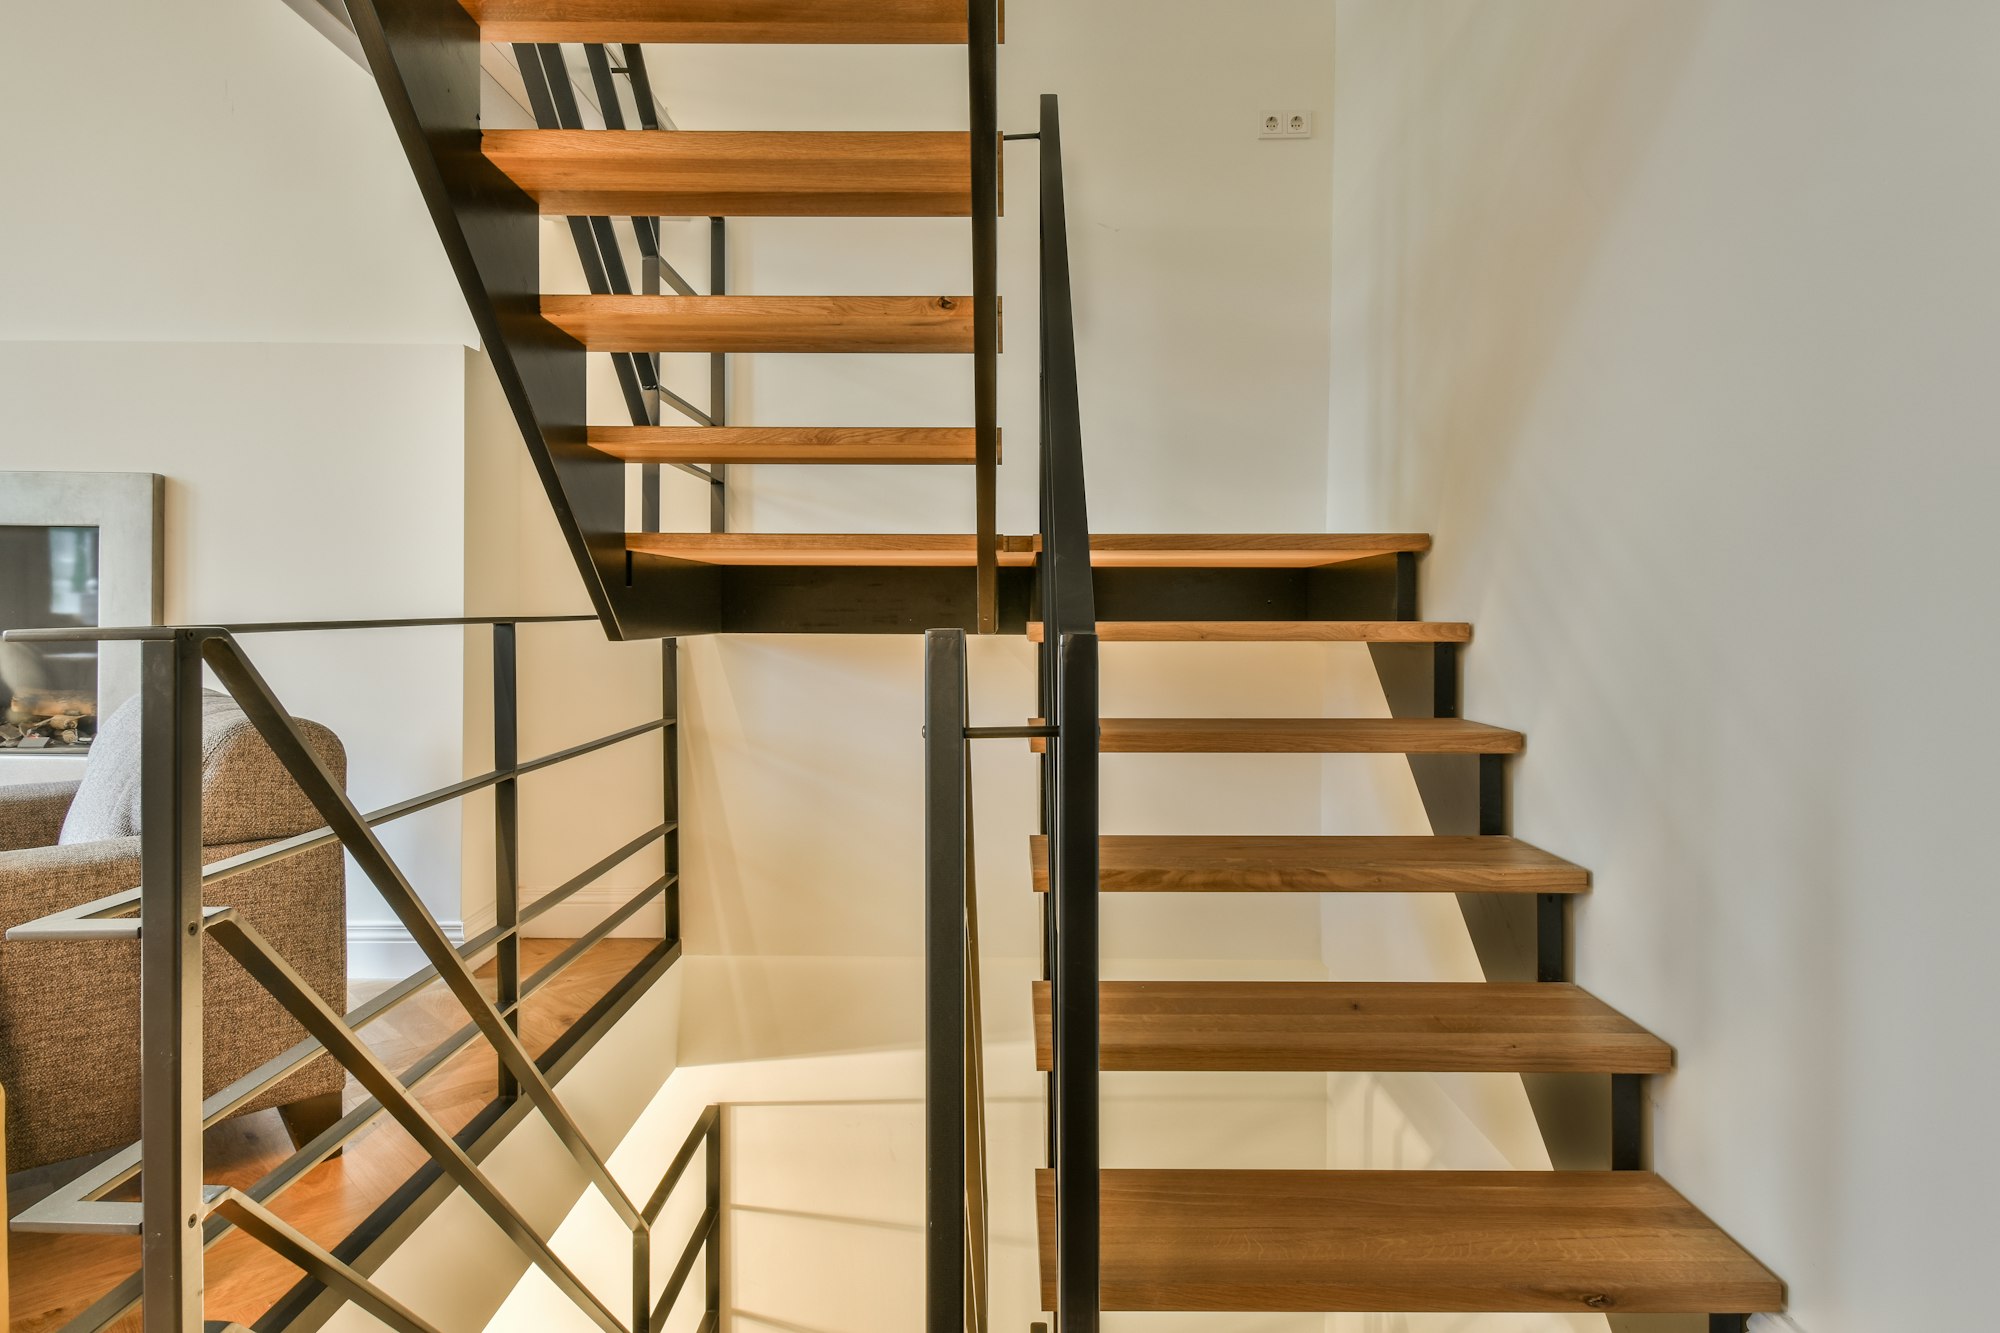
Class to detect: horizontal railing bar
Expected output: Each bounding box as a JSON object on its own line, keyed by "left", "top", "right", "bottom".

{"left": 204, "top": 913, "right": 628, "bottom": 1332}
{"left": 650, "top": 1207, "right": 718, "bottom": 1333}
{"left": 3, "top": 615, "right": 593, "bottom": 643}
{"left": 522, "top": 876, "right": 672, "bottom": 998}
{"left": 521, "top": 824, "right": 673, "bottom": 930}
{"left": 51, "top": 941, "right": 687, "bottom": 1331}
{"left": 1002, "top": 132, "right": 1041, "bottom": 140}
{"left": 8, "top": 901, "right": 232, "bottom": 942}
{"left": 204, "top": 724, "right": 670, "bottom": 889}
{"left": 642, "top": 1104, "right": 722, "bottom": 1224}
{"left": 10, "top": 738, "right": 669, "bottom": 943}
{"left": 265, "top": 942, "right": 684, "bottom": 1333}
{"left": 964, "top": 725, "right": 1057, "bottom": 740}
{"left": 46, "top": 854, "right": 674, "bottom": 1209}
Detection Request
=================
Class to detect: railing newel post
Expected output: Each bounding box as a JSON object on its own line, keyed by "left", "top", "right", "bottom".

{"left": 138, "top": 630, "right": 207, "bottom": 1330}
{"left": 923, "top": 629, "right": 970, "bottom": 1330}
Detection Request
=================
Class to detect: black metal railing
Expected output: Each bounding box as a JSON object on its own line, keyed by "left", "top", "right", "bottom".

{"left": 3, "top": 617, "right": 720, "bottom": 1331}
{"left": 510, "top": 41, "right": 731, "bottom": 538}
{"left": 926, "top": 91, "right": 1100, "bottom": 1333}
{"left": 970, "top": 0, "right": 1001, "bottom": 633}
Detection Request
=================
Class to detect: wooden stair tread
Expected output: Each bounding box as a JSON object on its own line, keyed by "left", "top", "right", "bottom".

{"left": 1081, "top": 533, "right": 1430, "bottom": 567}
{"left": 1029, "top": 620, "right": 1471, "bottom": 643}
{"left": 592, "top": 426, "right": 983, "bottom": 465}
{"left": 1030, "top": 834, "right": 1590, "bottom": 894}
{"left": 1035, "top": 1169, "right": 1784, "bottom": 1313}
{"left": 1031, "top": 981, "right": 1671, "bottom": 1074}
{"left": 628, "top": 532, "right": 1039, "bottom": 566}
{"left": 543, "top": 295, "right": 976, "bottom": 354}
{"left": 1032, "top": 717, "right": 1525, "bottom": 754}
{"left": 624, "top": 533, "right": 1432, "bottom": 568}
{"left": 464, "top": 0, "right": 1001, "bottom": 44}
{"left": 485, "top": 130, "right": 984, "bottom": 217}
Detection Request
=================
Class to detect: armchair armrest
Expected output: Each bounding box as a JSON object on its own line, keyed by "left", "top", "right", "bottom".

{"left": 0, "top": 835, "right": 142, "bottom": 928}
{"left": 0, "top": 782, "right": 83, "bottom": 854}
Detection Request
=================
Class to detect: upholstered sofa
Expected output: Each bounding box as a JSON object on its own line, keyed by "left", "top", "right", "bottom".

{"left": 0, "top": 693, "right": 348, "bottom": 1172}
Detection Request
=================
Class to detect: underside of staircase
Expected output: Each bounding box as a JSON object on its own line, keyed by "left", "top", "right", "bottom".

{"left": 338, "top": 0, "right": 1786, "bottom": 1328}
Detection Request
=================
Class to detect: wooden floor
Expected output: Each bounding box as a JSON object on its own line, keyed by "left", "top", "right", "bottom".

{"left": 7, "top": 938, "right": 658, "bottom": 1331}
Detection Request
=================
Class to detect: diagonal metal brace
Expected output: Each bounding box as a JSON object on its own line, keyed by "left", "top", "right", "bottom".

{"left": 198, "top": 633, "right": 647, "bottom": 1231}
{"left": 204, "top": 910, "right": 627, "bottom": 1333}
{"left": 210, "top": 1189, "right": 439, "bottom": 1333}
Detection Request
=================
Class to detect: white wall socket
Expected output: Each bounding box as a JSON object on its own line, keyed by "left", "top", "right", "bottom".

{"left": 1259, "top": 110, "right": 1314, "bottom": 140}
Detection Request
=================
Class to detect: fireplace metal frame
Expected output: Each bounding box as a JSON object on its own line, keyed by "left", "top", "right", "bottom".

{"left": 0, "top": 471, "right": 164, "bottom": 743}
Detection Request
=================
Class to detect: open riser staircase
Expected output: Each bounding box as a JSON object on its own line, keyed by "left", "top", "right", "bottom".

{"left": 0, "top": 0, "right": 1788, "bottom": 1328}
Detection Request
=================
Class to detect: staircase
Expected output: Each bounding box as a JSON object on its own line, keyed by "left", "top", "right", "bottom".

{"left": 1022, "top": 620, "right": 1789, "bottom": 1319}
{"left": 335, "top": 0, "right": 1786, "bottom": 1329}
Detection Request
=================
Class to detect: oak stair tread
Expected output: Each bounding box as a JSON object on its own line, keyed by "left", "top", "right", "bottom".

{"left": 463, "top": 0, "right": 1002, "bottom": 44}
{"left": 1030, "top": 981, "right": 1671, "bottom": 1074}
{"left": 1035, "top": 1168, "right": 1785, "bottom": 1314}
{"left": 544, "top": 294, "right": 975, "bottom": 354}
{"left": 624, "top": 532, "right": 1432, "bottom": 567}
{"left": 1077, "top": 533, "right": 1430, "bottom": 567}
{"left": 485, "top": 130, "right": 984, "bottom": 218}
{"left": 627, "top": 532, "right": 1038, "bottom": 566}
{"left": 592, "top": 426, "right": 983, "bottom": 465}
{"left": 1029, "top": 620, "right": 1471, "bottom": 643}
{"left": 1029, "top": 834, "right": 1590, "bottom": 894}
{"left": 1031, "top": 717, "right": 1525, "bottom": 754}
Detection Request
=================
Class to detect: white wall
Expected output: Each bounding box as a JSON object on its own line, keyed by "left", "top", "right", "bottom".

{"left": 0, "top": 0, "right": 480, "bottom": 956}
{"left": 0, "top": 0, "right": 470, "bottom": 345}
{"left": 1326, "top": 3, "right": 2000, "bottom": 1330}
{"left": 0, "top": 342, "right": 470, "bottom": 937}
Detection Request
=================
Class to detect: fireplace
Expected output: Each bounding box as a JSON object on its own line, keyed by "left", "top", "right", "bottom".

{"left": 0, "top": 473, "right": 162, "bottom": 763}
{"left": 0, "top": 526, "right": 101, "bottom": 750}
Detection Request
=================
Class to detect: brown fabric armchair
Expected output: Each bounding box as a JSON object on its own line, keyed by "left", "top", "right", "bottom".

{"left": 0, "top": 697, "right": 348, "bottom": 1172}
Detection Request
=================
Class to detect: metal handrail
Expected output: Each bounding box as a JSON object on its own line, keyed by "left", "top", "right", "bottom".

{"left": 1030, "top": 94, "right": 1101, "bottom": 1333}
{"left": 925, "top": 90, "right": 1100, "bottom": 1333}
{"left": 970, "top": 0, "right": 1001, "bottom": 633}
{"left": 3, "top": 616, "right": 710, "bottom": 1331}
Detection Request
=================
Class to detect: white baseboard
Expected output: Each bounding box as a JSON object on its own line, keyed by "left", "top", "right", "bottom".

{"left": 349, "top": 885, "right": 664, "bottom": 982}
{"left": 460, "top": 886, "right": 667, "bottom": 945}
{"left": 347, "top": 919, "right": 463, "bottom": 984}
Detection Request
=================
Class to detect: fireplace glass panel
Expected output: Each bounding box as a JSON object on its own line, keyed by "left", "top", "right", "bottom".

{"left": 0, "top": 525, "right": 100, "bottom": 752}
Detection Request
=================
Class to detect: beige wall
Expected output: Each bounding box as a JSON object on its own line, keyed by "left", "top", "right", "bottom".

{"left": 1326, "top": 3, "right": 2000, "bottom": 1329}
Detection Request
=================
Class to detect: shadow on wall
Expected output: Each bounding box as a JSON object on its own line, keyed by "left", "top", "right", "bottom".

{"left": 1337, "top": 0, "right": 1713, "bottom": 541}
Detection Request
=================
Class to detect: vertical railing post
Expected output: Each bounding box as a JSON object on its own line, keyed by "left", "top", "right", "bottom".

{"left": 923, "top": 629, "right": 969, "bottom": 1331}
{"left": 493, "top": 621, "right": 521, "bottom": 1102}
{"left": 642, "top": 211, "right": 664, "bottom": 534}
{"left": 709, "top": 216, "right": 729, "bottom": 534}
{"left": 663, "top": 636, "right": 681, "bottom": 944}
{"left": 705, "top": 1112, "right": 723, "bottom": 1324}
{"left": 969, "top": 0, "right": 1000, "bottom": 633}
{"left": 1051, "top": 630, "right": 1100, "bottom": 1332}
{"left": 139, "top": 631, "right": 206, "bottom": 1329}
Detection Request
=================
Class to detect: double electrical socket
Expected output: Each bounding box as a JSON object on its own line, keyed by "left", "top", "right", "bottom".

{"left": 1258, "top": 110, "right": 1314, "bottom": 139}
